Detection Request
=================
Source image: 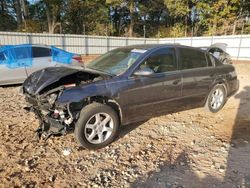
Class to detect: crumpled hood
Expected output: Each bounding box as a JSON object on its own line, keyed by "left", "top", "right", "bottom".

{"left": 23, "top": 67, "right": 84, "bottom": 95}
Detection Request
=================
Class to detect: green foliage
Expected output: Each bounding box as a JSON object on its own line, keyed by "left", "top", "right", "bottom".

{"left": 16, "top": 20, "right": 43, "bottom": 33}
{"left": 0, "top": 0, "right": 249, "bottom": 36}
{"left": 0, "top": 13, "right": 17, "bottom": 31}
{"left": 170, "top": 23, "right": 186, "bottom": 37}
{"left": 64, "top": 0, "right": 109, "bottom": 34}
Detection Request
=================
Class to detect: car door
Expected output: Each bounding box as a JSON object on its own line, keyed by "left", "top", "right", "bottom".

{"left": 0, "top": 48, "right": 28, "bottom": 85}
{"left": 25, "top": 46, "right": 55, "bottom": 76}
{"left": 121, "top": 48, "right": 182, "bottom": 123}
{"left": 178, "top": 47, "right": 216, "bottom": 109}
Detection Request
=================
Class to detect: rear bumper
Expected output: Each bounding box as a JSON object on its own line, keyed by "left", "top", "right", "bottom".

{"left": 228, "top": 79, "right": 239, "bottom": 97}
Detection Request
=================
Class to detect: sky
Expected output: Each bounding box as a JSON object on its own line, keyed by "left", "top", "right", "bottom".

{"left": 27, "top": 0, "right": 39, "bottom": 4}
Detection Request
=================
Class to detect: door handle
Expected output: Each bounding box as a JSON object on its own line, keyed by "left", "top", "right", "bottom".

{"left": 173, "top": 79, "right": 181, "bottom": 85}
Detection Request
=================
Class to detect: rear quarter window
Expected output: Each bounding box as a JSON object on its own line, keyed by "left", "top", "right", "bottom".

{"left": 179, "top": 48, "right": 207, "bottom": 69}
{"left": 206, "top": 53, "right": 213, "bottom": 66}
{"left": 32, "top": 47, "right": 51, "bottom": 58}
{"left": 213, "top": 56, "right": 223, "bottom": 66}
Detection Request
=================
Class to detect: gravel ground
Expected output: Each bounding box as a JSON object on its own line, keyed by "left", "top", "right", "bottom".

{"left": 0, "top": 63, "right": 250, "bottom": 188}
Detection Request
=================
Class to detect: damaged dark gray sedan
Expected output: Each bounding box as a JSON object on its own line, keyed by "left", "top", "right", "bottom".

{"left": 22, "top": 44, "right": 239, "bottom": 149}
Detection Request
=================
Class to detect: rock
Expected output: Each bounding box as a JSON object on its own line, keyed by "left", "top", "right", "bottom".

{"left": 24, "top": 166, "right": 30, "bottom": 172}
{"left": 155, "top": 168, "right": 161, "bottom": 173}
{"left": 243, "top": 140, "right": 249, "bottom": 144}
{"left": 180, "top": 162, "right": 185, "bottom": 166}
{"left": 62, "top": 148, "right": 72, "bottom": 156}
{"left": 49, "top": 175, "right": 56, "bottom": 182}
{"left": 218, "top": 165, "right": 225, "bottom": 173}
{"left": 218, "top": 168, "right": 225, "bottom": 173}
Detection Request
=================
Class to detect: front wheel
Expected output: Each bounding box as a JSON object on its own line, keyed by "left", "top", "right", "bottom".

{"left": 205, "top": 85, "right": 227, "bottom": 113}
{"left": 74, "top": 103, "right": 119, "bottom": 149}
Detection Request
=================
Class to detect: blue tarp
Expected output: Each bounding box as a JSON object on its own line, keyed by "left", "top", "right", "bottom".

{"left": 51, "top": 46, "right": 73, "bottom": 64}
{"left": 0, "top": 45, "right": 14, "bottom": 65}
{"left": 3, "top": 44, "right": 33, "bottom": 68}
{"left": 0, "top": 44, "right": 73, "bottom": 69}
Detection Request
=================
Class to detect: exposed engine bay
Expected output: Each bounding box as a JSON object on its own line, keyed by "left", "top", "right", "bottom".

{"left": 22, "top": 67, "right": 109, "bottom": 140}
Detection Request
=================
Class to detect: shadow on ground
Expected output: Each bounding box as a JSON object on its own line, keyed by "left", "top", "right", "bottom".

{"left": 131, "top": 86, "right": 250, "bottom": 188}
{"left": 115, "top": 120, "right": 147, "bottom": 142}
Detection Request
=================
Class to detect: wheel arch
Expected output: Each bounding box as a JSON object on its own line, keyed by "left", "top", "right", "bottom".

{"left": 203, "top": 80, "right": 228, "bottom": 106}
{"left": 84, "top": 95, "right": 123, "bottom": 125}
{"left": 214, "top": 79, "right": 228, "bottom": 96}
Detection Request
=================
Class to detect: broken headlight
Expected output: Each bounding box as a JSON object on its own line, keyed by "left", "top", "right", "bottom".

{"left": 47, "top": 93, "right": 58, "bottom": 105}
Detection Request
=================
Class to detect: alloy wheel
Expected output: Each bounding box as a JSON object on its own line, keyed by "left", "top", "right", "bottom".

{"left": 210, "top": 88, "right": 224, "bottom": 110}
{"left": 84, "top": 113, "right": 114, "bottom": 144}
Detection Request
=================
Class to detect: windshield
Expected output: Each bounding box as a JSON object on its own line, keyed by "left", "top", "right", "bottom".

{"left": 86, "top": 48, "right": 146, "bottom": 75}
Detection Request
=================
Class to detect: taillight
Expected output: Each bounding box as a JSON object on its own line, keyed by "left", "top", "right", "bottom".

{"left": 73, "top": 56, "right": 83, "bottom": 63}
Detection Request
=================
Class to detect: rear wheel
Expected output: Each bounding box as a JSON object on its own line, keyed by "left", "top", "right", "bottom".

{"left": 74, "top": 103, "right": 119, "bottom": 149}
{"left": 205, "top": 85, "right": 227, "bottom": 113}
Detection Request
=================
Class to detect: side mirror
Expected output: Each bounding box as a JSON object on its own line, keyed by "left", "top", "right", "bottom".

{"left": 133, "top": 67, "right": 154, "bottom": 76}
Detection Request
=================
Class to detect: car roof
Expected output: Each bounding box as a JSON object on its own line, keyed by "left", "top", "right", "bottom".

{"left": 120, "top": 43, "right": 196, "bottom": 50}
{"left": 0, "top": 44, "right": 52, "bottom": 50}
{"left": 118, "top": 44, "right": 205, "bottom": 53}
{"left": 30, "top": 44, "right": 51, "bottom": 48}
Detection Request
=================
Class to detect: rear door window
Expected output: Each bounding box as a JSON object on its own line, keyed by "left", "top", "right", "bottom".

{"left": 139, "top": 48, "right": 177, "bottom": 73}
{"left": 32, "top": 47, "right": 51, "bottom": 58}
{"left": 179, "top": 48, "right": 207, "bottom": 69}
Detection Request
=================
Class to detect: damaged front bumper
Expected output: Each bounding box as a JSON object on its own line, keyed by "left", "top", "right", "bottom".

{"left": 24, "top": 94, "right": 75, "bottom": 140}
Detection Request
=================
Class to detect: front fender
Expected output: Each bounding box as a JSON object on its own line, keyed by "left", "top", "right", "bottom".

{"left": 56, "top": 83, "right": 111, "bottom": 104}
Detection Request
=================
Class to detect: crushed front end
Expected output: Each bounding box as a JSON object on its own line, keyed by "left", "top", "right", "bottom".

{"left": 22, "top": 67, "right": 106, "bottom": 140}
{"left": 24, "top": 84, "right": 77, "bottom": 139}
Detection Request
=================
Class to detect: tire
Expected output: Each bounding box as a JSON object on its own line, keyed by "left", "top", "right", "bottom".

{"left": 205, "top": 84, "right": 227, "bottom": 113}
{"left": 74, "top": 102, "right": 119, "bottom": 149}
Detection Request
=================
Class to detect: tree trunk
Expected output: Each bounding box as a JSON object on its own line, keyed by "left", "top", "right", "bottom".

{"left": 0, "top": 0, "right": 6, "bottom": 12}
{"left": 212, "top": 20, "right": 217, "bottom": 35}
{"left": 44, "top": 2, "right": 59, "bottom": 34}
{"left": 13, "top": 0, "right": 22, "bottom": 28}
{"left": 128, "top": 0, "right": 134, "bottom": 37}
{"left": 21, "top": 0, "right": 28, "bottom": 19}
{"left": 232, "top": 21, "right": 237, "bottom": 35}
{"left": 185, "top": 16, "right": 188, "bottom": 37}
{"left": 45, "top": 7, "right": 53, "bottom": 33}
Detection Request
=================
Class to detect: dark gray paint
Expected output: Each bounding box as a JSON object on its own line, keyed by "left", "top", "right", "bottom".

{"left": 23, "top": 44, "right": 239, "bottom": 125}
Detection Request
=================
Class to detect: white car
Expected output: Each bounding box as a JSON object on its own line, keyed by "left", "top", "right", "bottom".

{"left": 200, "top": 43, "right": 232, "bottom": 64}
{"left": 0, "top": 44, "right": 83, "bottom": 85}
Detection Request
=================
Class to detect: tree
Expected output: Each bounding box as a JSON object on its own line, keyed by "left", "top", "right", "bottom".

{"left": 194, "top": 0, "right": 241, "bottom": 36}
{"left": 64, "top": 0, "right": 109, "bottom": 35}
{"left": 0, "top": 0, "right": 250, "bottom": 36}
{"left": 13, "top": 0, "right": 22, "bottom": 28}
{"left": 42, "top": 0, "right": 64, "bottom": 33}
{"left": 164, "top": 0, "right": 193, "bottom": 37}
{"left": 107, "top": 0, "right": 139, "bottom": 37}
{"left": 0, "top": 0, "right": 17, "bottom": 31}
{"left": 139, "top": 0, "right": 167, "bottom": 37}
